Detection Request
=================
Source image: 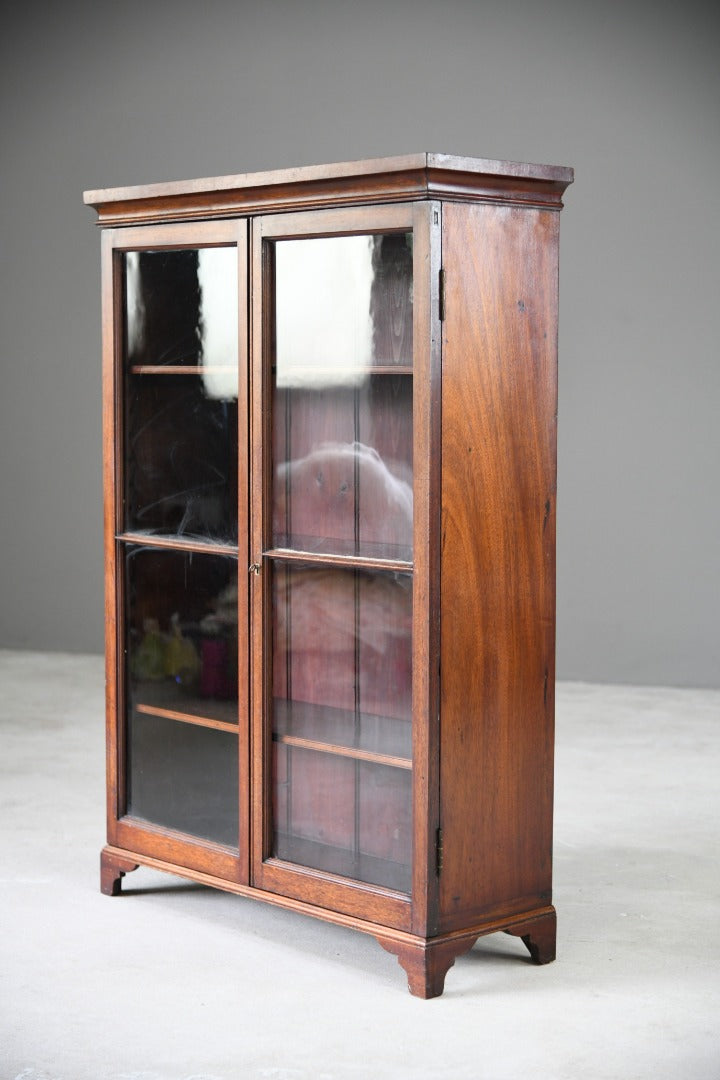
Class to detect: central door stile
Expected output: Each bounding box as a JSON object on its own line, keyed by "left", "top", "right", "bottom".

{"left": 409, "top": 200, "right": 442, "bottom": 938}
{"left": 235, "top": 217, "right": 252, "bottom": 886}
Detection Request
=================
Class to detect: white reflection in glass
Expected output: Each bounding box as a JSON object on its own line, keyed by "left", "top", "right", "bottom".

{"left": 198, "top": 247, "right": 238, "bottom": 400}
{"left": 273, "top": 565, "right": 413, "bottom": 722}
{"left": 275, "top": 440, "right": 413, "bottom": 553}
{"left": 125, "top": 251, "right": 144, "bottom": 361}
{"left": 125, "top": 248, "right": 238, "bottom": 400}
{"left": 275, "top": 236, "right": 375, "bottom": 388}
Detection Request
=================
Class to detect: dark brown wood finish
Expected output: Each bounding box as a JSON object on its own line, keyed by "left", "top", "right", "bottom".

{"left": 100, "top": 839, "right": 556, "bottom": 993}
{"left": 100, "top": 848, "right": 139, "bottom": 896}
{"left": 84, "top": 154, "right": 572, "bottom": 227}
{"left": 88, "top": 154, "right": 572, "bottom": 996}
{"left": 101, "top": 229, "right": 121, "bottom": 845}
{"left": 504, "top": 909, "right": 557, "bottom": 964}
{"left": 249, "top": 213, "right": 271, "bottom": 880}
{"left": 410, "top": 200, "right": 442, "bottom": 938}
{"left": 377, "top": 933, "right": 481, "bottom": 999}
{"left": 102, "top": 218, "right": 249, "bottom": 883}
{"left": 438, "top": 201, "right": 559, "bottom": 933}
{"left": 236, "top": 218, "right": 251, "bottom": 882}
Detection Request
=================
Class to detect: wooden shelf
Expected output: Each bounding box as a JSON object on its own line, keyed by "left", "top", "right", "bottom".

{"left": 275, "top": 732, "right": 411, "bottom": 770}
{"left": 129, "top": 364, "right": 237, "bottom": 375}
{"left": 132, "top": 679, "right": 238, "bottom": 733}
{"left": 368, "top": 365, "right": 412, "bottom": 376}
{"left": 273, "top": 835, "right": 411, "bottom": 894}
{"left": 273, "top": 699, "right": 412, "bottom": 770}
{"left": 266, "top": 545, "right": 413, "bottom": 573}
{"left": 118, "top": 532, "right": 239, "bottom": 556}
{"left": 275, "top": 364, "right": 412, "bottom": 379}
{"left": 136, "top": 702, "right": 237, "bottom": 734}
{"left": 129, "top": 364, "right": 407, "bottom": 378}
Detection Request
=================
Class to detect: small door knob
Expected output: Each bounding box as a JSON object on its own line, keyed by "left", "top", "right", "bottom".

{"left": 249, "top": 562, "right": 261, "bottom": 575}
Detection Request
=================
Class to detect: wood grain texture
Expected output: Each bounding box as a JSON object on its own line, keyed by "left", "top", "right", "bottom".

{"left": 235, "top": 219, "right": 251, "bottom": 885}
{"left": 101, "top": 230, "right": 121, "bottom": 841}
{"left": 102, "top": 220, "right": 244, "bottom": 250}
{"left": 135, "top": 703, "right": 238, "bottom": 734}
{"left": 504, "top": 908, "right": 557, "bottom": 964}
{"left": 249, "top": 214, "right": 271, "bottom": 879}
{"left": 112, "top": 818, "right": 241, "bottom": 881}
{"left": 377, "top": 933, "right": 480, "bottom": 998}
{"left": 438, "top": 201, "right": 559, "bottom": 931}
{"left": 84, "top": 155, "right": 573, "bottom": 227}
{"left": 256, "top": 856, "right": 412, "bottom": 930}
{"left": 116, "top": 532, "right": 238, "bottom": 556}
{"left": 100, "top": 848, "right": 139, "bottom": 896}
{"left": 100, "top": 844, "right": 553, "bottom": 993}
{"left": 84, "top": 154, "right": 572, "bottom": 206}
{"left": 409, "top": 200, "right": 442, "bottom": 937}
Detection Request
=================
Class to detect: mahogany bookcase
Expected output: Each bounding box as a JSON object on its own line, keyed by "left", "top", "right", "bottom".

{"left": 84, "top": 153, "right": 573, "bottom": 997}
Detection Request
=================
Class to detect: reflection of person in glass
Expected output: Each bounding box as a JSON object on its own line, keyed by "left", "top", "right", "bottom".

{"left": 274, "top": 565, "right": 412, "bottom": 720}
{"left": 275, "top": 441, "right": 413, "bottom": 554}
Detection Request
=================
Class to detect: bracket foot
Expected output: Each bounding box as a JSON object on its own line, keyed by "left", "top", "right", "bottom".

{"left": 100, "top": 847, "right": 139, "bottom": 896}
{"left": 376, "top": 934, "right": 479, "bottom": 998}
{"left": 504, "top": 909, "right": 556, "bottom": 964}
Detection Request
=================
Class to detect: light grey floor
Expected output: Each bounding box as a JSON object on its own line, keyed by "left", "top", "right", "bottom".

{"left": 1, "top": 650, "right": 718, "bottom": 1080}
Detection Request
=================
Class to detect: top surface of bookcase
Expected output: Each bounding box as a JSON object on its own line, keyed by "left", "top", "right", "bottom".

{"left": 83, "top": 152, "right": 574, "bottom": 226}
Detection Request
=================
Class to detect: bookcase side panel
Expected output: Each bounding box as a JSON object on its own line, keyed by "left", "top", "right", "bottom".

{"left": 438, "top": 201, "right": 559, "bottom": 931}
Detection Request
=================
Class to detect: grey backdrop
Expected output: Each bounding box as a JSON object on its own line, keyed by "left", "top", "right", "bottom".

{"left": 1, "top": 0, "right": 718, "bottom": 687}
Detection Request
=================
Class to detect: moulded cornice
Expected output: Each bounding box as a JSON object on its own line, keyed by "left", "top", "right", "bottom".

{"left": 84, "top": 153, "right": 574, "bottom": 226}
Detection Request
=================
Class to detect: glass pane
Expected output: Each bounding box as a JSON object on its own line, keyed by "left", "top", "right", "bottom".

{"left": 273, "top": 699, "right": 411, "bottom": 761}
{"left": 128, "top": 713, "right": 238, "bottom": 847}
{"left": 272, "top": 234, "right": 413, "bottom": 561}
{"left": 125, "top": 374, "right": 238, "bottom": 543}
{"left": 123, "top": 247, "right": 238, "bottom": 543}
{"left": 272, "top": 378, "right": 412, "bottom": 560}
{"left": 274, "top": 749, "right": 411, "bottom": 893}
{"left": 271, "top": 562, "right": 412, "bottom": 891}
{"left": 125, "top": 248, "right": 238, "bottom": 384}
{"left": 274, "top": 233, "right": 412, "bottom": 378}
{"left": 125, "top": 545, "right": 238, "bottom": 846}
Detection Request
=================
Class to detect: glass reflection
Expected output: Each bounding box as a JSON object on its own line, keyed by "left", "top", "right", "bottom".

{"left": 123, "top": 246, "right": 239, "bottom": 542}
{"left": 125, "top": 247, "right": 238, "bottom": 399}
{"left": 125, "top": 546, "right": 239, "bottom": 846}
{"left": 272, "top": 564, "right": 412, "bottom": 718}
{"left": 271, "top": 562, "right": 412, "bottom": 891}
{"left": 125, "top": 376, "right": 238, "bottom": 542}
{"left": 272, "top": 233, "right": 414, "bottom": 559}
{"left": 275, "top": 233, "right": 412, "bottom": 387}
{"left": 126, "top": 546, "right": 239, "bottom": 723}
{"left": 128, "top": 714, "right": 238, "bottom": 847}
{"left": 267, "top": 231, "right": 415, "bottom": 890}
{"left": 273, "top": 432, "right": 413, "bottom": 559}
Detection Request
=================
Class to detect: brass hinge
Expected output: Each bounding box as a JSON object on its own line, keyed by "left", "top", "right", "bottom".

{"left": 439, "top": 268, "right": 446, "bottom": 322}
{"left": 436, "top": 827, "right": 444, "bottom": 876}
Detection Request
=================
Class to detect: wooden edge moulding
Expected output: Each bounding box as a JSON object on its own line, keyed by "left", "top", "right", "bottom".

{"left": 101, "top": 846, "right": 557, "bottom": 999}
{"left": 84, "top": 152, "right": 573, "bottom": 226}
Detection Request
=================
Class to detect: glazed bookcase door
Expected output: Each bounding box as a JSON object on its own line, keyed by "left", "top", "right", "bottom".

{"left": 250, "top": 205, "right": 440, "bottom": 931}
{"left": 102, "top": 220, "right": 249, "bottom": 882}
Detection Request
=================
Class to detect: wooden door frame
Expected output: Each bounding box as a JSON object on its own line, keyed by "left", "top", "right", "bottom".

{"left": 101, "top": 219, "right": 250, "bottom": 883}
{"left": 248, "top": 202, "right": 440, "bottom": 932}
